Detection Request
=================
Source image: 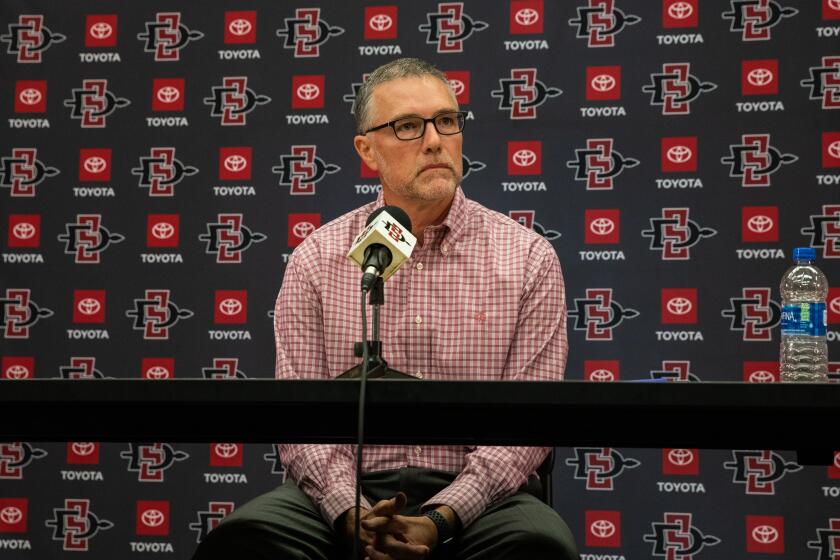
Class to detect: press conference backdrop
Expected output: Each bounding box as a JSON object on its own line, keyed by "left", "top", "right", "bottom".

{"left": 1, "top": 0, "right": 839, "bottom": 557}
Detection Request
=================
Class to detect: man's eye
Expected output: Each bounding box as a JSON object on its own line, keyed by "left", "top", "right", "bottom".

{"left": 438, "top": 116, "right": 454, "bottom": 126}
{"left": 396, "top": 120, "right": 419, "bottom": 132}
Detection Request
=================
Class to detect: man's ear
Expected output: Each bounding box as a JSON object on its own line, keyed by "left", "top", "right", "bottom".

{"left": 354, "top": 135, "right": 378, "bottom": 172}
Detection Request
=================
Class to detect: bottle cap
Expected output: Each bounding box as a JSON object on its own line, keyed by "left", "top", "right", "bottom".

{"left": 792, "top": 247, "right": 816, "bottom": 261}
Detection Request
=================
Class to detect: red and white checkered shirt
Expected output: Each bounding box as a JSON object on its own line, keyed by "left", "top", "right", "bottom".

{"left": 276, "top": 186, "right": 567, "bottom": 527}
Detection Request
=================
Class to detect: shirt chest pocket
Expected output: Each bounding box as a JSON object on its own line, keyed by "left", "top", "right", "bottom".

{"left": 430, "top": 301, "right": 512, "bottom": 378}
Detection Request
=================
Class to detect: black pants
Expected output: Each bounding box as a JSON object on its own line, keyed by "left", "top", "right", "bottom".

{"left": 192, "top": 468, "right": 577, "bottom": 560}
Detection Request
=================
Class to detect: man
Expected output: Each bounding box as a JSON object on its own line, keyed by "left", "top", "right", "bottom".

{"left": 193, "top": 58, "right": 576, "bottom": 560}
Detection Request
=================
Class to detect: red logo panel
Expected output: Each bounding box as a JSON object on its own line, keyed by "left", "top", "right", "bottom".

{"left": 507, "top": 141, "right": 541, "bottom": 175}
{"left": 79, "top": 149, "right": 112, "bottom": 182}
{"left": 444, "top": 71, "right": 470, "bottom": 105}
{"left": 510, "top": 0, "right": 544, "bottom": 34}
{"left": 661, "top": 137, "right": 697, "bottom": 173}
{"left": 219, "top": 147, "right": 252, "bottom": 180}
{"left": 8, "top": 215, "right": 40, "bottom": 248}
{"left": 584, "top": 360, "right": 620, "bottom": 382}
{"left": 1, "top": 357, "right": 34, "bottom": 379}
{"left": 85, "top": 15, "right": 118, "bottom": 47}
{"left": 224, "top": 11, "right": 257, "bottom": 44}
{"left": 663, "top": 0, "right": 698, "bottom": 28}
{"left": 585, "top": 510, "right": 621, "bottom": 548}
{"left": 662, "top": 448, "right": 700, "bottom": 475}
{"left": 743, "top": 361, "right": 779, "bottom": 383}
{"left": 67, "top": 442, "right": 100, "bottom": 465}
{"left": 823, "top": 132, "right": 840, "bottom": 168}
{"left": 585, "top": 209, "right": 620, "bottom": 245}
{"left": 661, "top": 288, "right": 697, "bottom": 324}
{"left": 210, "top": 443, "right": 244, "bottom": 467}
{"left": 292, "top": 75, "right": 325, "bottom": 109}
{"left": 742, "top": 60, "right": 778, "bottom": 96}
{"left": 0, "top": 498, "right": 28, "bottom": 533}
{"left": 828, "top": 288, "right": 840, "bottom": 324}
{"left": 137, "top": 501, "right": 170, "bottom": 536}
{"left": 73, "top": 290, "right": 106, "bottom": 324}
{"left": 824, "top": 0, "right": 840, "bottom": 20}
{"left": 746, "top": 515, "right": 784, "bottom": 554}
{"left": 15, "top": 80, "right": 47, "bottom": 113}
{"left": 741, "top": 207, "right": 778, "bottom": 243}
{"left": 147, "top": 215, "right": 180, "bottom": 248}
{"left": 364, "top": 6, "right": 398, "bottom": 40}
{"left": 152, "top": 78, "right": 185, "bottom": 112}
{"left": 586, "top": 66, "right": 621, "bottom": 101}
{"left": 288, "top": 213, "right": 321, "bottom": 248}
{"left": 142, "top": 358, "right": 174, "bottom": 380}
{"left": 215, "top": 290, "right": 247, "bottom": 324}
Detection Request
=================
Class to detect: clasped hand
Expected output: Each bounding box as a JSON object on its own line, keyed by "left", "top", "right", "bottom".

{"left": 343, "top": 492, "right": 438, "bottom": 560}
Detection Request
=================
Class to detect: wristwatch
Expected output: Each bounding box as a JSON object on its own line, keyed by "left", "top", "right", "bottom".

{"left": 423, "top": 509, "right": 454, "bottom": 549}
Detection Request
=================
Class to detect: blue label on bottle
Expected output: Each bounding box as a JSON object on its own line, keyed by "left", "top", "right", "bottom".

{"left": 780, "top": 303, "right": 826, "bottom": 336}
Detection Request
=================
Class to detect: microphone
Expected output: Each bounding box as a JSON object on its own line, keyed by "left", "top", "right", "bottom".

{"left": 347, "top": 206, "right": 416, "bottom": 292}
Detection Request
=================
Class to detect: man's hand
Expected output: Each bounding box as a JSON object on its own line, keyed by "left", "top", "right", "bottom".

{"left": 362, "top": 512, "right": 437, "bottom": 560}
{"left": 339, "top": 493, "right": 413, "bottom": 558}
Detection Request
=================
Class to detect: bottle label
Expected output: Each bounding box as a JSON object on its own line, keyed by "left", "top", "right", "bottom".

{"left": 780, "top": 303, "right": 826, "bottom": 336}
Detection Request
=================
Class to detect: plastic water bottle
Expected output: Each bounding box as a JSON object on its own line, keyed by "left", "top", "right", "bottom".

{"left": 779, "top": 247, "right": 828, "bottom": 382}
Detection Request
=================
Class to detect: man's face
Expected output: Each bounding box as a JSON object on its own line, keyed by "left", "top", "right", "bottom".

{"left": 355, "top": 76, "right": 463, "bottom": 205}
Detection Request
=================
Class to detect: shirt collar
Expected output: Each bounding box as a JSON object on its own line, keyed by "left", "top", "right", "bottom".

{"left": 374, "top": 186, "right": 467, "bottom": 246}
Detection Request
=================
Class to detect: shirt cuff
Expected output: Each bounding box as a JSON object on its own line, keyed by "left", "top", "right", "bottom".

{"left": 320, "top": 485, "right": 372, "bottom": 527}
{"left": 423, "top": 476, "right": 487, "bottom": 528}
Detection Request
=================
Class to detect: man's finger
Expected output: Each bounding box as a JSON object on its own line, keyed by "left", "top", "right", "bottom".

{"left": 368, "top": 492, "right": 407, "bottom": 518}
{"left": 374, "top": 534, "right": 430, "bottom": 559}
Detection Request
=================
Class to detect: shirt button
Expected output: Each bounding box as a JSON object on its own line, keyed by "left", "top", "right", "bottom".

{"left": 415, "top": 315, "right": 423, "bottom": 325}
{"left": 441, "top": 244, "right": 449, "bottom": 254}
{"left": 415, "top": 446, "right": 422, "bottom": 456}
{"left": 415, "top": 262, "right": 423, "bottom": 271}
{"left": 415, "top": 371, "right": 424, "bottom": 379}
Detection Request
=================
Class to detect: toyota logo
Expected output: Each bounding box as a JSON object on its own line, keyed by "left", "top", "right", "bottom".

{"left": 18, "top": 88, "right": 42, "bottom": 105}
{"left": 667, "top": 448, "right": 694, "bottom": 466}
{"left": 752, "top": 525, "right": 779, "bottom": 544}
{"left": 515, "top": 8, "right": 540, "bottom": 26}
{"left": 151, "top": 222, "right": 175, "bottom": 240}
{"left": 146, "top": 366, "right": 170, "bottom": 379}
{"left": 666, "top": 297, "right": 692, "bottom": 315}
{"left": 89, "top": 22, "right": 113, "bottom": 39}
{"left": 748, "top": 370, "right": 775, "bottom": 383}
{"left": 296, "top": 83, "right": 320, "bottom": 101}
{"left": 668, "top": 1, "right": 693, "bottom": 19}
{"left": 589, "top": 369, "right": 615, "bottom": 382}
{"left": 224, "top": 154, "right": 248, "bottom": 172}
{"left": 368, "top": 14, "right": 393, "bottom": 31}
{"left": 589, "top": 218, "right": 615, "bottom": 236}
{"left": 666, "top": 145, "right": 692, "bottom": 163}
{"left": 157, "top": 86, "right": 180, "bottom": 104}
{"left": 512, "top": 149, "right": 537, "bottom": 167}
{"left": 219, "top": 298, "right": 243, "bottom": 316}
{"left": 77, "top": 298, "right": 101, "bottom": 316}
{"left": 829, "top": 296, "right": 840, "bottom": 315}
{"left": 292, "top": 221, "right": 316, "bottom": 240}
{"left": 12, "top": 222, "right": 36, "bottom": 240}
{"left": 71, "top": 442, "right": 96, "bottom": 456}
{"left": 834, "top": 452, "right": 840, "bottom": 469}
{"left": 0, "top": 507, "right": 23, "bottom": 525}
{"left": 141, "top": 509, "right": 165, "bottom": 527}
{"left": 591, "top": 74, "right": 616, "bottom": 92}
{"left": 448, "top": 79, "right": 465, "bottom": 96}
{"left": 747, "top": 215, "right": 774, "bottom": 233}
{"left": 5, "top": 365, "right": 29, "bottom": 379}
{"left": 214, "top": 443, "right": 240, "bottom": 458}
{"left": 589, "top": 519, "right": 615, "bottom": 539}
{"left": 747, "top": 68, "right": 774, "bottom": 87}
{"left": 830, "top": 0, "right": 840, "bottom": 11}
{"left": 84, "top": 156, "right": 107, "bottom": 174}
{"left": 228, "top": 18, "right": 252, "bottom": 36}
{"left": 828, "top": 140, "right": 840, "bottom": 160}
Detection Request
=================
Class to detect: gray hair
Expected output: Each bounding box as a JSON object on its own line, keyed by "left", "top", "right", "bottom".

{"left": 353, "top": 58, "right": 456, "bottom": 134}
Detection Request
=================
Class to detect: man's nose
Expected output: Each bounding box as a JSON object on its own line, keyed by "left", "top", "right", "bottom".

{"left": 420, "top": 121, "right": 442, "bottom": 152}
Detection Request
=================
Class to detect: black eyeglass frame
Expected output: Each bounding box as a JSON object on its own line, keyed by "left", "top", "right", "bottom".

{"left": 362, "top": 111, "right": 467, "bottom": 140}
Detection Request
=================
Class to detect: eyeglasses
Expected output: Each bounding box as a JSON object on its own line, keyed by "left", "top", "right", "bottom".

{"left": 363, "top": 111, "right": 466, "bottom": 141}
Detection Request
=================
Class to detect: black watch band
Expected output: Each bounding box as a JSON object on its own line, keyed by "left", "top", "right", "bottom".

{"left": 423, "top": 509, "right": 454, "bottom": 546}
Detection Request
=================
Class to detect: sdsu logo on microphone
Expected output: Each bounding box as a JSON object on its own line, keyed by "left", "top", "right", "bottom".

{"left": 132, "top": 147, "right": 198, "bottom": 197}
{"left": 568, "top": 288, "right": 640, "bottom": 341}
{"left": 643, "top": 513, "right": 720, "bottom": 559}
{"left": 120, "top": 443, "right": 189, "bottom": 482}
{"left": 800, "top": 56, "right": 840, "bottom": 110}
{"left": 721, "top": 134, "right": 798, "bottom": 187}
{"left": 643, "top": 63, "right": 717, "bottom": 115}
{"left": 57, "top": 214, "right": 124, "bottom": 264}
{"left": 0, "top": 148, "right": 60, "bottom": 197}
{"left": 566, "top": 448, "right": 641, "bottom": 490}
{"left": 1, "top": 289, "right": 54, "bottom": 339}
{"left": 722, "top": 0, "right": 798, "bottom": 41}
{"left": 568, "top": 1, "right": 641, "bottom": 47}
{"left": 199, "top": 214, "right": 266, "bottom": 264}
{"left": 64, "top": 79, "right": 130, "bottom": 128}
{"left": 272, "top": 146, "right": 340, "bottom": 195}
{"left": 45, "top": 499, "right": 113, "bottom": 551}
{"left": 642, "top": 208, "right": 717, "bottom": 260}
{"left": 721, "top": 287, "right": 780, "bottom": 341}
{"left": 419, "top": 3, "right": 488, "bottom": 53}
{"left": 276, "top": 8, "right": 345, "bottom": 58}
{"left": 800, "top": 205, "right": 840, "bottom": 259}
{"left": 1, "top": 15, "right": 66, "bottom": 63}
{"left": 125, "top": 289, "right": 194, "bottom": 340}
{"left": 567, "top": 138, "right": 639, "bottom": 190}
{"left": 137, "top": 12, "right": 204, "bottom": 61}
{"left": 491, "top": 68, "right": 561, "bottom": 119}
{"left": 204, "top": 77, "right": 271, "bottom": 126}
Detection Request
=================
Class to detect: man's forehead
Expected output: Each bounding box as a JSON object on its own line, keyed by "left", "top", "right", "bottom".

{"left": 370, "top": 75, "right": 458, "bottom": 118}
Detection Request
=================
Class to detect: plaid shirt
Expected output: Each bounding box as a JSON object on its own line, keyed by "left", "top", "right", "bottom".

{"left": 275, "top": 187, "right": 568, "bottom": 527}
